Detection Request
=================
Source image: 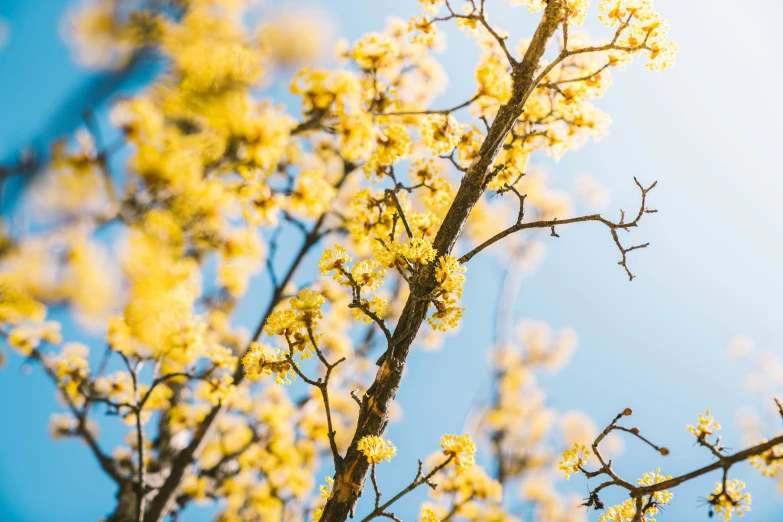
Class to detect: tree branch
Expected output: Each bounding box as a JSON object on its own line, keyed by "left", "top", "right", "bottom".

{"left": 319, "top": 3, "right": 568, "bottom": 520}
{"left": 459, "top": 178, "right": 657, "bottom": 280}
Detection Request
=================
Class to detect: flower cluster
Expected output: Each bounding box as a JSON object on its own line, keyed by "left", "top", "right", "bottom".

{"left": 687, "top": 409, "right": 722, "bottom": 439}
{"left": 357, "top": 435, "right": 397, "bottom": 464}
{"left": 263, "top": 289, "right": 327, "bottom": 358}
{"left": 428, "top": 256, "right": 466, "bottom": 331}
{"left": 420, "top": 114, "right": 464, "bottom": 156}
{"left": 440, "top": 433, "right": 476, "bottom": 471}
{"left": 242, "top": 342, "right": 295, "bottom": 384}
{"left": 708, "top": 479, "right": 751, "bottom": 521}
{"left": 319, "top": 244, "right": 390, "bottom": 324}
{"left": 418, "top": 507, "right": 441, "bottom": 522}
{"left": 598, "top": 0, "right": 678, "bottom": 70}
{"left": 558, "top": 442, "right": 590, "bottom": 479}
{"left": 599, "top": 469, "right": 673, "bottom": 522}
{"left": 750, "top": 442, "right": 783, "bottom": 478}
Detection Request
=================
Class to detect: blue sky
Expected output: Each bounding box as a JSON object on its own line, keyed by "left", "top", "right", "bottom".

{"left": 2, "top": 0, "right": 783, "bottom": 521}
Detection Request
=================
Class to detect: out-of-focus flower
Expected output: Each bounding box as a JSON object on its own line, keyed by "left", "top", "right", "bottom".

{"left": 258, "top": 6, "right": 335, "bottom": 67}
{"left": 60, "top": 0, "right": 135, "bottom": 69}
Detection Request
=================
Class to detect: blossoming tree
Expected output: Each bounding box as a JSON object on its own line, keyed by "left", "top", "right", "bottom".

{"left": 2, "top": 1, "right": 783, "bottom": 522}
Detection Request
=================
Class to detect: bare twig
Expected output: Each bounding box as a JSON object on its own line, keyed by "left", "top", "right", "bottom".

{"left": 360, "top": 457, "right": 453, "bottom": 522}
{"left": 459, "top": 178, "right": 657, "bottom": 280}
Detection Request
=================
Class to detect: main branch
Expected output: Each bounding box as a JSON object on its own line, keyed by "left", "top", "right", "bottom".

{"left": 319, "top": 2, "right": 568, "bottom": 520}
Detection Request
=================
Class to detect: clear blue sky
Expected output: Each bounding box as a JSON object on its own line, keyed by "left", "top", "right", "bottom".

{"left": 2, "top": 1, "right": 783, "bottom": 521}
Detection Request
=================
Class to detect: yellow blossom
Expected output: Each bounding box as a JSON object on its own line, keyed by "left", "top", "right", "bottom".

{"left": 243, "top": 343, "right": 295, "bottom": 384}
{"left": 196, "top": 373, "right": 236, "bottom": 406}
{"left": 0, "top": 275, "right": 47, "bottom": 326}
{"left": 357, "top": 435, "right": 396, "bottom": 464}
{"left": 750, "top": 442, "right": 783, "bottom": 478}
{"left": 373, "top": 124, "right": 412, "bottom": 166}
{"left": 687, "top": 409, "right": 721, "bottom": 439}
{"left": 558, "top": 443, "right": 589, "bottom": 479}
{"left": 420, "top": 114, "right": 463, "bottom": 156}
{"left": 419, "top": 0, "right": 445, "bottom": 14}
{"left": 709, "top": 479, "right": 751, "bottom": 521}
{"left": 351, "top": 33, "right": 399, "bottom": 71}
{"left": 288, "top": 170, "right": 337, "bottom": 218}
{"left": 441, "top": 433, "right": 476, "bottom": 471}
{"left": 319, "top": 244, "right": 353, "bottom": 284}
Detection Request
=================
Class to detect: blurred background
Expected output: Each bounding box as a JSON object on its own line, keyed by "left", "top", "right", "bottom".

{"left": 1, "top": 0, "right": 783, "bottom": 520}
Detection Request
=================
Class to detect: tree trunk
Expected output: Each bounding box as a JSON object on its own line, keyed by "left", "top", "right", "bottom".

{"left": 105, "top": 482, "right": 140, "bottom": 522}
{"left": 319, "top": 2, "right": 566, "bottom": 521}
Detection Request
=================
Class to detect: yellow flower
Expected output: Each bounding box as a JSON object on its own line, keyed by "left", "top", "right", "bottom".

{"left": 351, "top": 294, "right": 388, "bottom": 324}
{"left": 440, "top": 433, "right": 476, "bottom": 471}
{"left": 235, "top": 103, "right": 295, "bottom": 170}
{"left": 337, "top": 113, "right": 376, "bottom": 162}
{"left": 208, "top": 345, "right": 238, "bottom": 370}
{"left": 0, "top": 275, "right": 47, "bottom": 326}
{"left": 434, "top": 256, "right": 465, "bottom": 297}
{"left": 420, "top": 114, "right": 463, "bottom": 156}
{"left": 598, "top": 499, "right": 637, "bottom": 522}
{"left": 558, "top": 443, "right": 590, "bottom": 480}
{"left": 598, "top": 468, "right": 673, "bottom": 522}
{"left": 350, "top": 259, "right": 385, "bottom": 291}
{"left": 566, "top": 0, "right": 589, "bottom": 26}
{"left": 93, "top": 372, "right": 134, "bottom": 404}
{"left": 428, "top": 256, "right": 467, "bottom": 331}
{"left": 288, "top": 170, "right": 337, "bottom": 218}
{"left": 419, "top": 508, "right": 441, "bottom": 522}
{"left": 319, "top": 477, "right": 334, "bottom": 499}
{"left": 161, "top": 6, "right": 263, "bottom": 94}
{"left": 242, "top": 342, "right": 294, "bottom": 384}
{"left": 291, "top": 67, "right": 362, "bottom": 115}
{"left": 638, "top": 467, "right": 674, "bottom": 508}
{"left": 319, "top": 244, "right": 353, "bottom": 284}
{"left": 196, "top": 373, "right": 235, "bottom": 406}
{"left": 409, "top": 16, "right": 442, "bottom": 47}
{"left": 373, "top": 241, "right": 407, "bottom": 269}
{"left": 438, "top": 464, "right": 501, "bottom": 502}
{"left": 402, "top": 238, "right": 437, "bottom": 266}
{"left": 351, "top": 33, "right": 399, "bottom": 71}
{"left": 709, "top": 479, "right": 751, "bottom": 521}
{"left": 289, "top": 289, "right": 326, "bottom": 328}
{"left": 418, "top": 0, "right": 445, "bottom": 14}
{"left": 373, "top": 124, "right": 412, "bottom": 166}
{"left": 8, "top": 321, "right": 61, "bottom": 356}
{"left": 110, "top": 97, "right": 164, "bottom": 143}
{"left": 598, "top": 0, "right": 678, "bottom": 70}
{"left": 107, "top": 316, "right": 134, "bottom": 357}
{"left": 49, "top": 413, "right": 75, "bottom": 439}
{"left": 265, "top": 309, "right": 300, "bottom": 337}
{"left": 182, "top": 474, "right": 210, "bottom": 503}
{"left": 750, "top": 441, "right": 783, "bottom": 478}
{"left": 686, "top": 409, "right": 721, "bottom": 439}
{"left": 357, "top": 435, "right": 396, "bottom": 464}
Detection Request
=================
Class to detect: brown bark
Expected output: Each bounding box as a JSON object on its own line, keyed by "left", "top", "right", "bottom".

{"left": 319, "top": 2, "right": 567, "bottom": 520}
